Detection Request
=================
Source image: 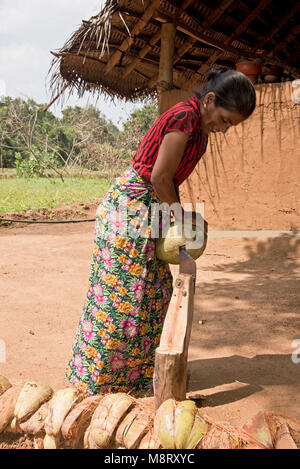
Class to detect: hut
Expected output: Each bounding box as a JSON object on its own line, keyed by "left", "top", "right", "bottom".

{"left": 48, "top": 0, "right": 300, "bottom": 230}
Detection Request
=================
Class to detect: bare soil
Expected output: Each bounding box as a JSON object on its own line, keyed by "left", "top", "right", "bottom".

{"left": 0, "top": 203, "right": 300, "bottom": 448}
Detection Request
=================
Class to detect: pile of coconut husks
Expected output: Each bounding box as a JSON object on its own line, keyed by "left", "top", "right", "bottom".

{"left": 0, "top": 376, "right": 299, "bottom": 450}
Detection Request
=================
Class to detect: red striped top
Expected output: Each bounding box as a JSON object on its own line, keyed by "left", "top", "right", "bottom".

{"left": 132, "top": 95, "right": 208, "bottom": 187}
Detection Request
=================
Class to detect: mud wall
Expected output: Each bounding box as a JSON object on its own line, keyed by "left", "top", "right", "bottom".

{"left": 160, "top": 82, "right": 300, "bottom": 230}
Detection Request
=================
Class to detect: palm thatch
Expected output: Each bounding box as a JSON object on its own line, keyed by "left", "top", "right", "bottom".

{"left": 48, "top": 0, "right": 300, "bottom": 106}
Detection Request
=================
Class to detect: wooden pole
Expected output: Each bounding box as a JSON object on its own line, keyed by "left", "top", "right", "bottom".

{"left": 157, "top": 22, "right": 176, "bottom": 114}
{"left": 153, "top": 274, "right": 194, "bottom": 409}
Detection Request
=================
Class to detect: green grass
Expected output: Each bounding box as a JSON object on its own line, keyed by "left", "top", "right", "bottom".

{"left": 0, "top": 177, "right": 111, "bottom": 213}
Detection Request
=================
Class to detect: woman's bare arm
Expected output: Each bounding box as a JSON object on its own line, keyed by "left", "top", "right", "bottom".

{"left": 150, "top": 131, "right": 189, "bottom": 206}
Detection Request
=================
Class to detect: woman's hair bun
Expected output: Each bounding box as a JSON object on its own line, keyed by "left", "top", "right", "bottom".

{"left": 204, "top": 66, "right": 227, "bottom": 82}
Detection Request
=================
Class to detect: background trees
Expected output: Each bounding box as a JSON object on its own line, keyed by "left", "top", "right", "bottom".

{"left": 0, "top": 97, "right": 158, "bottom": 179}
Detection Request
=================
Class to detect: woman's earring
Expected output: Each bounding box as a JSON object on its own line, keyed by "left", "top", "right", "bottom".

{"left": 204, "top": 103, "right": 207, "bottom": 109}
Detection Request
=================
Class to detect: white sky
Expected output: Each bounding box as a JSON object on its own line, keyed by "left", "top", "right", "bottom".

{"left": 0, "top": 0, "right": 143, "bottom": 128}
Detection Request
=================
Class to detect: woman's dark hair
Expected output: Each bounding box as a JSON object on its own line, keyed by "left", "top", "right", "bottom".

{"left": 193, "top": 67, "right": 256, "bottom": 118}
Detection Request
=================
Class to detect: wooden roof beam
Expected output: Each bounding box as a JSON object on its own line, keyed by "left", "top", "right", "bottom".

{"left": 144, "top": 0, "right": 235, "bottom": 91}
{"left": 182, "top": 0, "right": 272, "bottom": 89}
{"left": 253, "top": 2, "right": 300, "bottom": 53}
{"left": 123, "top": 0, "right": 193, "bottom": 78}
{"left": 174, "top": 0, "right": 235, "bottom": 64}
{"left": 104, "top": 0, "right": 161, "bottom": 73}
{"left": 268, "top": 22, "right": 300, "bottom": 57}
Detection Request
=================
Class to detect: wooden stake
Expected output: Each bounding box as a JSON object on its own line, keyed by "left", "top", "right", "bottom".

{"left": 153, "top": 274, "right": 194, "bottom": 409}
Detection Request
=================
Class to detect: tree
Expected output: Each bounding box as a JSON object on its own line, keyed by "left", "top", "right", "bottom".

{"left": 118, "top": 102, "right": 158, "bottom": 157}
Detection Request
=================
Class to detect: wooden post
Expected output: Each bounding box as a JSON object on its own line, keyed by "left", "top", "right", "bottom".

{"left": 153, "top": 273, "right": 195, "bottom": 409}
{"left": 157, "top": 22, "right": 176, "bottom": 114}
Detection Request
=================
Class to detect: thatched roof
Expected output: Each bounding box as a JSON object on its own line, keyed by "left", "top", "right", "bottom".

{"left": 48, "top": 0, "right": 300, "bottom": 105}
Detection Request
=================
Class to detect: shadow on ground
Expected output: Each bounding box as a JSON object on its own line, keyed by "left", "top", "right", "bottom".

{"left": 191, "top": 234, "right": 300, "bottom": 350}
{"left": 188, "top": 353, "right": 297, "bottom": 407}
{"left": 185, "top": 234, "right": 300, "bottom": 411}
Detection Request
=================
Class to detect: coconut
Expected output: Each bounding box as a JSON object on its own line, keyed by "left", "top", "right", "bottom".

{"left": 0, "top": 386, "right": 22, "bottom": 433}
{"left": 20, "top": 400, "right": 50, "bottom": 436}
{"left": 242, "top": 410, "right": 273, "bottom": 449}
{"left": 87, "top": 393, "right": 135, "bottom": 449}
{"left": 115, "top": 404, "right": 154, "bottom": 449}
{"left": 44, "top": 388, "right": 83, "bottom": 438}
{"left": 153, "top": 399, "right": 175, "bottom": 448}
{"left": 138, "top": 428, "right": 161, "bottom": 449}
{"left": 61, "top": 395, "right": 103, "bottom": 448}
{"left": 154, "top": 398, "right": 209, "bottom": 449}
{"left": 0, "top": 376, "right": 12, "bottom": 397}
{"left": 155, "top": 221, "right": 207, "bottom": 264}
{"left": 44, "top": 434, "right": 59, "bottom": 449}
{"left": 14, "top": 381, "right": 53, "bottom": 423}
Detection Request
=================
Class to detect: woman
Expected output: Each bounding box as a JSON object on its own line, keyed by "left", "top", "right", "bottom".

{"left": 65, "top": 67, "right": 256, "bottom": 396}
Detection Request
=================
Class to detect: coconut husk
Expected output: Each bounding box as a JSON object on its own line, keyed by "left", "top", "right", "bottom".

{"left": 264, "top": 412, "right": 300, "bottom": 449}
{"left": 44, "top": 388, "right": 84, "bottom": 438}
{"left": 201, "top": 414, "right": 267, "bottom": 449}
{"left": 242, "top": 411, "right": 300, "bottom": 449}
{"left": 43, "top": 433, "right": 61, "bottom": 450}
{"left": 61, "top": 395, "right": 103, "bottom": 448}
{"left": 0, "top": 386, "right": 22, "bottom": 433}
{"left": 14, "top": 381, "right": 53, "bottom": 423}
{"left": 274, "top": 423, "right": 298, "bottom": 449}
{"left": 34, "top": 437, "right": 45, "bottom": 449}
{"left": 19, "top": 401, "right": 50, "bottom": 436}
{"left": 197, "top": 424, "right": 240, "bottom": 449}
{"left": 86, "top": 393, "right": 136, "bottom": 449}
{"left": 138, "top": 427, "right": 161, "bottom": 449}
{"left": 242, "top": 410, "right": 273, "bottom": 448}
{"left": 115, "top": 404, "right": 154, "bottom": 449}
{"left": 0, "top": 376, "right": 12, "bottom": 397}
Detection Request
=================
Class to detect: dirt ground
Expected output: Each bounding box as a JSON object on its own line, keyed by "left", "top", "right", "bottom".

{"left": 0, "top": 203, "right": 300, "bottom": 437}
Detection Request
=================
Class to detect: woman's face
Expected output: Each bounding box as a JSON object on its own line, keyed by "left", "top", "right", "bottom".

{"left": 201, "top": 92, "right": 246, "bottom": 134}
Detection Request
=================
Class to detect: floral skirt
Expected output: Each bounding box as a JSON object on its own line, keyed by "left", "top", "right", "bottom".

{"left": 65, "top": 167, "right": 173, "bottom": 395}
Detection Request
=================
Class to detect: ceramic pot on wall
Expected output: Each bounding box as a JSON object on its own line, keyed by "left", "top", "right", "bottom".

{"left": 235, "top": 61, "right": 262, "bottom": 84}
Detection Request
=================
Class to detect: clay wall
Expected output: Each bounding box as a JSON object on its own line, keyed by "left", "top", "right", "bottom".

{"left": 160, "top": 82, "right": 300, "bottom": 229}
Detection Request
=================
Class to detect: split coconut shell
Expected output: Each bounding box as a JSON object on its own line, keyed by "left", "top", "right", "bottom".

{"left": 19, "top": 400, "right": 50, "bottom": 436}
{"left": 0, "top": 386, "right": 22, "bottom": 433}
{"left": 14, "top": 381, "right": 53, "bottom": 423}
{"left": 115, "top": 404, "right": 154, "bottom": 449}
{"left": 86, "top": 393, "right": 135, "bottom": 449}
{"left": 61, "top": 394, "right": 103, "bottom": 448}
{"left": 0, "top": 376, "right": 12, "bottom": 397}
{"left": 44, "top": 387, "right": 84, "bottom": 448}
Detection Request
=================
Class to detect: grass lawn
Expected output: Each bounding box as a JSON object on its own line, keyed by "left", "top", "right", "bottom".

{"left": 0, "top": 177, "right": 111, "bottom": 213}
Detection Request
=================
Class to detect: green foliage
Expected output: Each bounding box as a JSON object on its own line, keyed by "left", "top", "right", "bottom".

{"left": 0, "top": 96, "right": 158, "bottom": 180}
{"left": 15, "top": 149, "right": 61, "bottom": 178}
{"left": 118, "top": 102, "right": 158, "bottom": 155}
